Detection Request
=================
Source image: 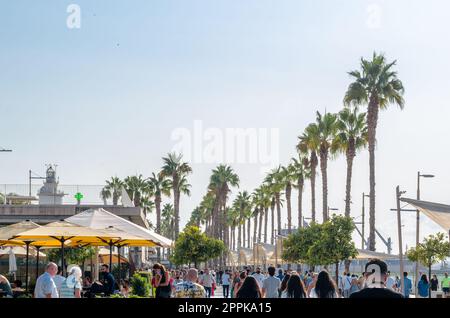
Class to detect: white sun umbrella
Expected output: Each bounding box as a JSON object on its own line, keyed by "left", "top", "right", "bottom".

{"left": 65, "top": 208, "right": 172, "bottom": 247}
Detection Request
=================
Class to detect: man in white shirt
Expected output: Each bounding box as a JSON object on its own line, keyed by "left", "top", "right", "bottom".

{"left": 262, "top": 267, "right": 280, "bottom": 298}
{"left": 34, "top": 262, "right": 59, "bottom": 298}
{"left": 221, "top": 270, "right": 231, "bottom": 298}
{"left": 252, "top": 267, "right": 265, "bottom": 288}
{"left": 200, "top": 268, "right": 214, "bottom": 298}
{"left": 385, "top": 271, "right": 395, "bottom": 290}
{"left": 343, "top": 273, "right": 352, "bottom": 298}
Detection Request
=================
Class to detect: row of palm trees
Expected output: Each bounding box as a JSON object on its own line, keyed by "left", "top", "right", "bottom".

{"left": 189, "top": 52, "right": 404, "bottom": 252}
{"left": 100, "top": 152, "right": 193, "bottom": 241}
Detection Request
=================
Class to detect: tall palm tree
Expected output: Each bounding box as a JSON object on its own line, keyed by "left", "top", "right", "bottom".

{"left": 161, "top": 152, "right": 193, "bottom": 239}
{"left": 281, "top": 165, "right": 295, "bottom": 233}
{"left": 291, "top": 156, "right": 310, "bottom": 229}
{"left": 332, "top": 107, "right": 368, "bottom": 217}
{"left": 265, "top": 167, "right": 285, "bottom": 236}
{"left": 147, "top": 172, "right": 171, "bottom": 234}
{"left": 316, "top": 111, "right": 338, "bottom": 222}
{"left": 298, "top": 123, "right": 320, "bottom": 222}
{"left": 147, "top": 172, "right": 171, "bottom": 261}
{"left": 208, "top": 165, "right": 240, "bottom": 241}
{"left": 344, "top": 53, "right": 404, "bottom": 251}
{"left": 233, "top": 191, "right": 252, "bottom": 249}
{"left": 101, "top": 177, "right": 124, "bottom": 205}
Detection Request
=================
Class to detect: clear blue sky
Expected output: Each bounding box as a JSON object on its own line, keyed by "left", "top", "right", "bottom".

{"left": 2, "top": 0, "right": 450, "bottom": 253}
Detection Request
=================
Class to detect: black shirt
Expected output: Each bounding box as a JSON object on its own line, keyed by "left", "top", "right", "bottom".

{"left": 102, "top": 272, "right": 115, "bottom": 295}
{"left": 349, "top": 288, "right": 404, "bottom": 299}
{"left": 431, "top": 278, "right": 439, "bottom": 291}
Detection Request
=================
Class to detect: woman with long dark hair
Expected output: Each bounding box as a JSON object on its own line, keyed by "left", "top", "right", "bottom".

{"left": 279, "top": 273, "right": 291, "bottom": 298}
{"left": 282, "top": 274, "right": 307, "bottom": 298}
{"left": 236, "top": 276, "right": 262, "bottom": 298}
{"left": 153, "top": 263, "right": 172, "bottom": 298}
{"left": 309, "top": 271, "right": 339, "bottom": 298}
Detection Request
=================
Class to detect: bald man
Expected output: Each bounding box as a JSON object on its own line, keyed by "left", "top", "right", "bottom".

{"left": 34, "top": 262, "right": 59, "bottom": 298}
{"left": 174, "top": 268, "right": 206, "bottom": 298}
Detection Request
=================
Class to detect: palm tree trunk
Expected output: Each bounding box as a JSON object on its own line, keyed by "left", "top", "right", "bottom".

{"left": 276, "top": 193, "right": 282, "bottom": 235}
{"left": 297, "top": 178, "right": 304, "bottom": 228}
{"left": 345, "top": 143, "right": 356, "bottom": 217}
{"left": 271, "top": 200, "right": 275, "bottom": 244}
{"left": 286, "top": 183, "right": 292, "bottom": 233}
{"left": 310, "top": 153, "right": 317, "bottom": 222}
{"left": 320, "top": 149, "right": 329, "bottom": 222}
{"left": 247, "top": 218, "right": 251, "bottom": 248}
{"left": 238, "top": 222, "right": 242, "bottom": 249}
{"left": 173, "top": 175, "right": 180, "bottom": 239}
{"left": 264, "top": 207, "right": 268, "bottom": 243}
{"left": 253, "top": 211, "right": 258, "bottom": 248}
{"left": 155, "top": 195, "right": 162, "bottom": 261}
{"left": 368, "top": 97, "right": 379, "bottom": 251}
{"left": 258, "top": 207, "right": 263, "bottom": 243}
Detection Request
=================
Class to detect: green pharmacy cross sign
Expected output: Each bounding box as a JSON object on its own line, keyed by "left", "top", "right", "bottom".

{"left": 74, "top": 192, "right": 84, "bottom": 204}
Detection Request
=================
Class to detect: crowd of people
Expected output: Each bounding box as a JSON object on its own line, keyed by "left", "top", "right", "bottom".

{"left": 1, "top": 258, "right": 449, "bottom": 299}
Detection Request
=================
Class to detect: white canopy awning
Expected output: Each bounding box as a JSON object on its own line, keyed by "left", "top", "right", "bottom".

{"left": 401, "top": 198, "right": 450, "bottom": 231}
{"left": 65, "top": 208, "right": 173, "bottom": 248}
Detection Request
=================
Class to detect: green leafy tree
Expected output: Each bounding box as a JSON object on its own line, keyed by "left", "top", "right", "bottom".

{"left": 407, "top": 233, "right": 450, "bottom": 298}
{"left": 101, "top": 177, "right": 124, "bottom": 205}
{"left": 308, "top": 215, "right": 357, "bottom": 285}
{"left": 46, "top": 246, "right": 96, "bottom": 272}
{"left": 171, "top": 226, "right": 226, "bottom": 268}
{"left": 282, "top": 222, "right": 323, "bottom": 268}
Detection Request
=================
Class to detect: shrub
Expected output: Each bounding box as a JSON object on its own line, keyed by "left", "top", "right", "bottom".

{"left": 130, "top": 273, "right": 150, "bottom": 297}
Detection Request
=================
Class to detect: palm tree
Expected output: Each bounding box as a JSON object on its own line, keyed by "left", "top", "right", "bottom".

{"left": 208, "top": 165, "right": 240, "bottom": 242}
{"left": 344, "top": 53, "right": 405, "bottom": 250}
{"left": 265, "top": 167, "right": 285, "bottom": 236}
{"left": 281, "top": 165, "right": 295, "bottom": 234}
{"left": 316, "top": 111, "right": 338, "bottom": 222}
{"left": 161, "top": 152, "right": 193, "bottom": 239}
{"left": 332, "top": 107, "right": 368, "bottom": 217}
{"left": 291, "top": 156, "right": 310, "bottom": 229}
{"left": 147, "top": 172, "right": 171, "bottom": 261}
{"left": 147, "top": 172, "right": 171, "bottom": 234}
{"left": 101, "top": 177, "right": 124, "bottom": 205}
{"left": 161, "top": 203, "right": 175, "bottom": 240}
{"left": 298, "top": 123, "right": 320, "bottom": 222}
{"left": 233, "top": 191, "right": 252, "bottom": 249}
{"left": 123, "top": 175, "right": 149, "bottom": 207}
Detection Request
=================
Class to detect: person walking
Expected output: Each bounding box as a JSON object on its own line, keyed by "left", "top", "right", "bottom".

{"left": 174, "top": 268, "right": 206, "bottom": 298}
{"left": 441, "top": 272, "right": 450, "bottom": 295}
{"left": 34, "top": 262, "right": 59, "bottom": 298}
{"left": 262, "top": 266, "right": 281, "bottom": 298}
{"left": 417, "top": 274, "right": 430, "bottom": 298}
{"left": 398, "top": 272, "right": 413, "bottom": 298}
{"left": 430, "top": 274, "right": 439, "bottom": 292}
{"left": 279, "top": 273, "right": 291, "bottom": 298}
{"left": 309, "top": 271, "right": 339, "bottom": 298}
{"left": 59, "top": 265, "right": 82, "bottom": 298}
{"left": 200, "top": 268, "right": 214, "bottom": 298}
{"left": 153, "top": 263, "right": 171, "bottom": 298}
{"left": 252, "top": 267, "right": 265, "bottom": 289}
{"left": 236, "top": 276, "right": 262, "bottom": 299}
{"left": 282, "top": 273, "right": 306, "bottom": 298}
{"left": 221, "top": 270, "right": 231, "bottom": 298}
{"left": 233, "top": 271, "right": 247, "bottom": 298}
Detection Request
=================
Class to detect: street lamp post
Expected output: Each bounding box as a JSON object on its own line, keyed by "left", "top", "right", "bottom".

{"left": 362, "top": 193, "right": 370, "bottom": 250}
{"left": 415, "top": 172, "right": 435, "bottom": 294}
{"left": 327, "top": 207, "right": 339, "bottom": 219}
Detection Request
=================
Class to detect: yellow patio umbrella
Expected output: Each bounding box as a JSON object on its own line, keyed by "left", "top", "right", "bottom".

{"left": 70, "top": 226, "right": 159, "bottom": 278}
{"left": 0, "top": 220, "right": 71, "bottom": 292}
{"left": 11, "top": 221, "right": 122, "bottom": 276}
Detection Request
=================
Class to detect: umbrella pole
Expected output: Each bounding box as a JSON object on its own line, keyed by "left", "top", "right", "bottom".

{"left": 25, "top": 242, "right": 30, "bottom": 293}
{"left": 61, "top": 239, "right": 65, "bottom": 276}
{"left": 109, "top": 244, "right": 113, "bottom": 275}
{"left": 36, "top": 246, "right": 40, "bottom": 281}
{"left": 117, "top": 246, "right": 121, "bottom": 283}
